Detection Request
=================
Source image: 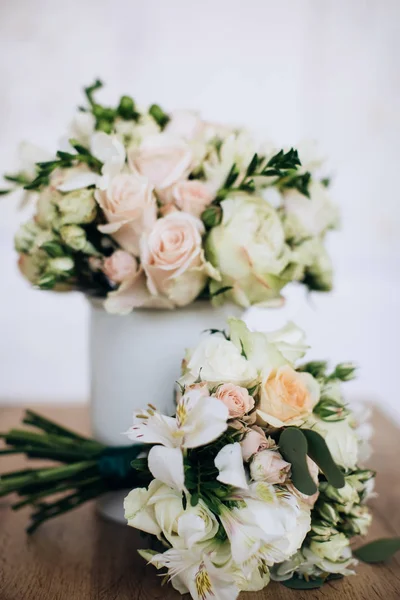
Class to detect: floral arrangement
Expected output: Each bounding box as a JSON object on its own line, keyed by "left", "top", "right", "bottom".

{"left": 122, "top": 318, "right": 378, "bottom": 597}
{"left": 1, "top": 318, "right": 399, "bottom": 595}
{"left": 2, "top": 81, "right": 339, "bottom": 312}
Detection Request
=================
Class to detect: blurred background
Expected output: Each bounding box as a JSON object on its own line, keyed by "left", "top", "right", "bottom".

{"left": 0, "top": 0, "right": 399, "bottom": 420}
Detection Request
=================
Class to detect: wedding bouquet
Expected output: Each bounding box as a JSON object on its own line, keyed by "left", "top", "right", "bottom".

{"left": 123, "top": 318, "right": 376, "bottom": 597}
{"left": 1, "top": 318, "right": 398, "bottom": 596}
{"left": 3, "top": 80, "right": 339, "bottom": 312}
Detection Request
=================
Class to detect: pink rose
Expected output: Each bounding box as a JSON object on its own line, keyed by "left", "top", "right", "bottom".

{"left": 140, "top": 212, "right": 209, "bottom": 306}
{"left": 104, "top": 267, "right": 175, "bottom": 315}
{"left": 103, "top": 250, "right": 137, "bottom": 284}
{"left": 171, "top": 180, "right": 214, "bottom": 218}
{"left": 214, "top": 383, "right": 254, "bottom": 419}
{"left": 95, "top": 173, "right": 156, "bottom": 255}
{"left": 128, "top": 133, "right": 193, "bottom": 190}
{"left": 165, "top": 110, "right": 204, "bottom": 141}
{"left": 240, "top": 426, "right": 272, "bottom": 461}
{"left": 250, "top": 449, "right": 291, "bottom": 485}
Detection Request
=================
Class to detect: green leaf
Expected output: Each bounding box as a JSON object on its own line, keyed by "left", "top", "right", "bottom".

{"left": 279, "top": 428, "right": 317, "bottom": 496}
{"left": 84, "top": 79, "right": 103, "bottom": 106}
{"left": 281, "top": 576, "right": 324, "bottom": 589}
{"left": 353, "top": 538, "right": 400, "bottom": 563}
{"left": 0, "top": 189, "right": 11, "bottom": 195}
{"left": 302, "top": 429, "right": 345, "bottom": 489}
{"left": 297, "top": 361, "right": 328, "bottom": 379}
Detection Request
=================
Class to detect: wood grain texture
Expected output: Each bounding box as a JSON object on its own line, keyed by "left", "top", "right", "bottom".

{"left": 0, "top": 405, "right": 399, "bottom": 600}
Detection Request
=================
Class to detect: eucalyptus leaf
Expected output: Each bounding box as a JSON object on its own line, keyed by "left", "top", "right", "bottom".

{"left": 281, "top": 576, "right": 324, "bottom": 589}
{"left": 279, "top": 428, "right": 317, "bottom": 496}
{"left": 302, "top": 428, "right": 345, "bottom": 489}
{"left": 353, "top": 538, "right": 400, "bottom": 563}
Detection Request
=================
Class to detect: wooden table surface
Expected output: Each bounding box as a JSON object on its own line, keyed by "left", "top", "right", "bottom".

{"left": 0, "top": 405, "right": 399, "bottom": 600}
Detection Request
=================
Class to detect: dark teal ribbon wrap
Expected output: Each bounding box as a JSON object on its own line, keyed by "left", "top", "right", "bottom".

{"left": 97, "top": 444, "right": 145, "bottom": 489}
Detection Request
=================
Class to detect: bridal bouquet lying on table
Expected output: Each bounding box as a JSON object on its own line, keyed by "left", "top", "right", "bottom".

{"left": 1, "top": 319, "right": 398, "bottom": 598}
{"left": 3, "top": 80, "right": 338, "bottom": 312}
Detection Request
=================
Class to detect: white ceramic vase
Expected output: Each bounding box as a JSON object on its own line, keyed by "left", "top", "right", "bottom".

{"left": 89, "top": 300, "right": 242, "bottom": 523}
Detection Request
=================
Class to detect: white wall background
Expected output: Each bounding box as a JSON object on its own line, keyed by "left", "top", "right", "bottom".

{"left": 0, "top": 0, "right": 399, "bottom": 419}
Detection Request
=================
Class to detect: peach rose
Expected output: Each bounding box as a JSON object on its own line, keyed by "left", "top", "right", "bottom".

{"left": 257, "top": 365, "right": 320, "bottom": 427}
{"left": 214, "top": 383, "right": 254, "bottom": 419}
{"left": 240, "top": 426, "right": 273, "bottom": 461}
{"left": 95, "top": 173, "right": 157, "bottom": 255}
{"left": 102, "top": 250, "right": 137, "bottom": 284}
{"left": 128, "top": 133, "right": 193, "bottom": 190}
{"left": 140, "top": 212, "right": 213, "bottom": 306}
{"left": 171, "top": 180, "right": 214, "bottom": 218}
{"left": 250, "top": 449, "right": 291, "bottom": 485}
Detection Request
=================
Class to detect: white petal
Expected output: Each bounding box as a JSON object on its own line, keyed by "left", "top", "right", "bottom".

{"left": 148, "top": 446, "right": 185, "bottom": 491}
{"left": 177, "top": 513, "right": 206, "bottom": 547}
{"left": 124, "top": 483, "right": 162, "bottom": 536}
{"left": 57, "top": 171, "right": 100, "bottom": 191}
{"left": 125, "top": 410, "right": 178, "bottom": 447}
{"left": 215, "top": 443, "right": 248, "bottom": 489}
{"left": 181, "top": 392, "right": 229, "bottom": 449}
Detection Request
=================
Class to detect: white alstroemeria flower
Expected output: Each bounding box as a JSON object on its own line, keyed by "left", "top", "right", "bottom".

{"left": 91, "top": 131, "right": 126, "bottom": 187}
{"left": 219, "top": 505, "right": 269, "bottom": 566}
{"left": 214, "top": 443, "right": 248, "bottom": 489}
{"left": 56, "top": 132, "right": 126, "bottom": 192}
{"left": 125, "top": 389, "right": 229, "bottom": 490}
{"left": 180, "top": 334, "right": 258, "bottom": 388}
{"left": 149, "top": 547, "right": 240, "bottom": 600}
{"left": 18, "top": 141, "right": 51, "bottom": 179}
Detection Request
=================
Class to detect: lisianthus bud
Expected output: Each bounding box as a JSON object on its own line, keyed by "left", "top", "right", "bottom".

{"left": 47, "top": 257, "right": 74, "bottom": 274}
{"left": 332, "top": 363, "right": 357, "bottom": 382}
{"left": 14, "top": 221, "right": 42, "bottom": 253}
{"left": 310, "top": 520, "right": 335, "bottom": 541}
{"left": 309, "top": 532, "right": 349, "bottom": 563}
{"left": 320, "top": 481, "right": 359, "bottom": 514}
{"left": 58, "top": 189, "right": 97, "bottom": 226}
{"left": 317, "top": 502, "right": 339, "bottom": 526}
{"left": 60, "top": 225, "right": 97, "bottom": 254}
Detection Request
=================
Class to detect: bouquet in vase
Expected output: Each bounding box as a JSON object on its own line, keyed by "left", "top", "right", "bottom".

{"left": 3, "top": 80, "right": 338, "bottom": 312}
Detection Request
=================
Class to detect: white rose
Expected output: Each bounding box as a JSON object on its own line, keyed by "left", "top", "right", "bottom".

{"left": 95, "top": 173, "right": 157, "bottom": 255}
{"left": 140, "top": 212, "right": 217, "bottom": 306}
{"left": 206, "top": 194, "right": 291, "bottom": 307}
{"left": 181, "top": 334, "right": 258, "bottom": 388}
{"left": 128, "top": 133, "right": 193, "bottom": 190}
{"left": 283, "top": 180, "right": 339, "bottom": 238}
{"left": 125, "top": 481, "right": 218, "bottom": 549}
{"left": 312, "top": 417, "right": 359, "bottom": 470}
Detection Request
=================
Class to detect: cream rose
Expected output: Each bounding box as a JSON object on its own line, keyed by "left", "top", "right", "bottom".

{"left": 170, "top": 180, "right": 214, "bottom": 218}
{"left": 140, "top": 212, "right": 214, "bottom": 306}
{"left": 128, "top": 133, "right": 193, "bottom": 190}
{"left": 214, "top": 383, "right": 254, "bottom": 418}
{"left": 250, "top": 449, "right": 291, "bottom": 485}
{"left": 102, "top": 250, "right": 137, "bottom": 284}
{"left": 95, "top": 173, "right": 156, "bottom": 255}
{"left": 257, "top": 366, "right": 320, "bottom": 427}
